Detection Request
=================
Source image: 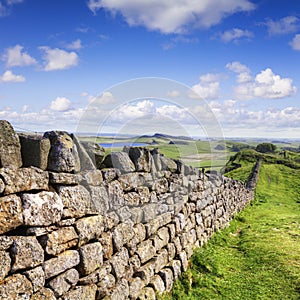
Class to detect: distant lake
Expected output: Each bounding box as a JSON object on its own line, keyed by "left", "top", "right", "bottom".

{"left": 100, "top": 142, "right": 148, "bottom": 148}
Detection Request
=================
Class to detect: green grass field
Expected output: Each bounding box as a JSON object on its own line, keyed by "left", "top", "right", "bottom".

{"left": 159, "top": 163, "right": 300, "bottom": 299}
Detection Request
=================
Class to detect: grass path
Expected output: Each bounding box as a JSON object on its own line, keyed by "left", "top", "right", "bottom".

{"left": 160, "top": 163, "right": 300, "bottom": 299}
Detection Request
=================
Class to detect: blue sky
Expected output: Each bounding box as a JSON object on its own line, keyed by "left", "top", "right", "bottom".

{"left": 0, "top": 0, "right": 299, "bottom": 138}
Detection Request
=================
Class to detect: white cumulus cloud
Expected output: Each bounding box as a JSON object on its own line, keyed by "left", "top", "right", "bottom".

{"left": 220, "top": 28, "right": 253, "bottom": 43}
{"left": 0, "top": 70, "right": 25, "bottom": 83}
{"left": 2, "top": 45, "right": 37, "bottom": 67}
{"left": 50, "top": 97, "right": 72, "bottom": 112}
{"left": 190, "top": 73, "right": 221, "bottom": 100}
{"left": 66, "top": 39, "right": 83, "bottom": 50}
{"left": 265, "top": 16, "right": 299, "bottom": 36}
{"left": 227, "top": 62, "right": 297, "bottom": 99}
{"left": 88, "top": 91, "right": 116, "bottom": 104}
{"left": 40, "top": 47, "right": 79, "bottom": 71}
{"left": 290, "top": 34, "right": 300, "bottom": 51}
{"left": 87, "top": 0, "right": 255, "bottom": 34}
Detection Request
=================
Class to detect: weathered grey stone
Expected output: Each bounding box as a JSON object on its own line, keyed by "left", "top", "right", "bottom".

{"left": 179, "top": 251, "right": 189, "bottom": 271}
{"left": 107, "top": 180, "right": 125, "bottom": 209}
{"left": 136, "top": 186, "right": 150, "bottom": 204}
{"left": 99, "top": 231, "right": 113, "bottom": 259}
{"left": 159, "top": 268, "right": 173, "bottom": 292}
{"left": 48, "top": 268, "right": 79, "bottom": 297}
{"left": 0, "top": 251, "right": 11, "bottom": 281}
{"left": 108, "top": 278, "right": 129, "bottom": 300}
{"left": 152, "top": 227, "right": 169, "bottom": 251}
{"left": 105, "top": 211, "right": 120, "bottom": 230}
{"left": 149, "top": 274, "right": 165, "bottom": 294}
{"left": 118, "top": 173, "right": 141, "bottom": 191}
{"left": 116, "top": 206, "right": 132, "bottom": 222}
{"left": 128, "top": 147, "right": 151, "bottom": 172}
{"left": 126, "top": 223, "right": 146, "bottom": 251}
{"left": 136, "top": 240, "right": 156, "bottom": 264}
{"left": 102, "top": 151, "right": 135, "bottom": 174}
{"left": 0, "top": 274, "right": 32, "bottom": 299}
{"left": 101, "top": 168, "right": 120, "bottom": 182}
{"left": 40, "top": 226, "right": 78, "bottom": 255}
{"left": 152, "top": 177, "right": 169, "bottom": 194}
{"left": 71, "top": 134, "right": 96, "bottom": 171}
{"left": 153, "top": 249, "right": 169, "bottom": 273}
{"left": 128, "top": 254, "right": 141, "bottom": 273}
{"left": 110, "top": 247, "right": 129, "bottom": 280}
{"left": 135, "top": 261, "right": 155, "bottom": 285}
{"left": 166, "top": 243, "right": 176, "bottom": 261}
{"left": 23, "top": 266, "right": 45, "bottom": 293}
{"left": 43, "top": 250, "right": 80, "bottom": 279}
{"left": 22, "top": 191, "right": 63, "bottom": 226}
{"left": 0, "top": 236, "right": 13, "bottom": 250}
{"left": 11, "top": 236, "right": 44, "bottom": 273}
{"left": 44, "top": 131, "right": 80, "bottom": 173}
{"left": 124, "top": 192, "right": 140, "bottom": 206}
{"left": 75, "top": 215, "right": 105, "bottom": 246}
{"left": 96, "top": 274, "right": 116, "bottom": 298}
{"left": 81, "top": 169, "right": 102, "bottom": 186}
{"left": 112, "top": 221, "right": 134, "bottom": 251}
{"left": 30, "top": 287, "right": 56, "bottom": 300}
{"left": 49, "top": 171, "right": 81, "bottom": 185}
{"left": 0, "top": 194, "right": 23, "bottom": 234}
{"left": 60, "top": 284, "right": 97, "bottom": 300}
{"left": 137, "top": 287, "right": 156, "bottom": 300}
{"left": 129, "top": 277, "right": 145, "bottom": 299}
{"left": 0, "top": 120, "right": 22, "bottom": 169}
{"left": 78, "top": 261, "right": 111, "bottom": 285}
{"left": 18, "top": 133, "right": 50, "bottom": 170}
{"left": 160, "top": 155, "right": 177, "bottom": 173}
{"left": 81, "top": 141, "right": 105, "bottom": 169}
{"left": 88, "top": 184, "right": 109, "bottom": 214}
{"left": 169, "top": 259, "right": 182, "bottom": 280}
{"left": 56, "top": 185, "right": 91, "bottom": 218}
{"left": 151, "top": 149, "right": 162, "bottom": 172}
{"left": 0, "top": 167, "right": 48, "bottom": 195}
{"left": 130, "top": 207, "right": 144, "bottom": 224}
{"left": 78, "top": 242, "right": 103, "bottom": 276}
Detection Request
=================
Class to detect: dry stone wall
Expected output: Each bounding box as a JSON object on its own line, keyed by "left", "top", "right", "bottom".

{"left": 0, "top": 120, "right": 254, "bottom": 300}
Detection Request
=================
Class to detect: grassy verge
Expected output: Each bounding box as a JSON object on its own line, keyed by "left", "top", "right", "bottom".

{"left": 160, "top": 163, "right": 300, "bottom": 299}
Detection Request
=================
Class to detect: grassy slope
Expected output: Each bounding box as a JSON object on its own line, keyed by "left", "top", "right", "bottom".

{"left": 160, "top": 163, "right": 300, "bottom": 299}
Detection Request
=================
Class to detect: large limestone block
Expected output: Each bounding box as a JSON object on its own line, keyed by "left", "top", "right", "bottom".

{"left": 102, "top": 151, "right": 135, "bottom": 174}
{"left": 31, "top": 288, "right": 56, "bottom": 300}
{"left": 75, "top": 215, "right": 105, "bottom": 246}
{"left": 81, "top": 141, "right": 105, "bottom": 169}
{"left": 56, "top": 185, "right": 91, "bottom": 218}
{"left": 0, "top": 167, "right": 49, "bottom": 195}
{"left": 0, "top": 194, "right": 23, "bottom": 234}
{"left": 78, "top": 242, "right": 103, "bottom": 276}
{"left": 40, "top": 226, "right": 78, "bottom": 255}
{"left": 0, "top": 120, "right": 22, "bottom": 169}
{"left": 21, "top": 191, "right": 63, "bottom": 226}
{"left": 11, "top": 236, "right": 44, "bottom": 273}
{"left": 44, "top": 131, "right": 80, "bottom": 173}
{"left": 0, "top": 274, "right": 32, "bottom": 299}
{"left": 88, "top": 184, "right": 109, "bottom": 214}
{"left": 110, "top": 247, "right": 129, "bottom": 280}
{"left": 18, "top": 133, "right": 50, "bottom": 170}
{"left": 71, "top": 134, "right": 96, "bottom": 171}
{"left": 43, "top": 250, "right": 80, "bottom": 279}
{"left": 128, "top": 147, "right": 151, "bottom": 172}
